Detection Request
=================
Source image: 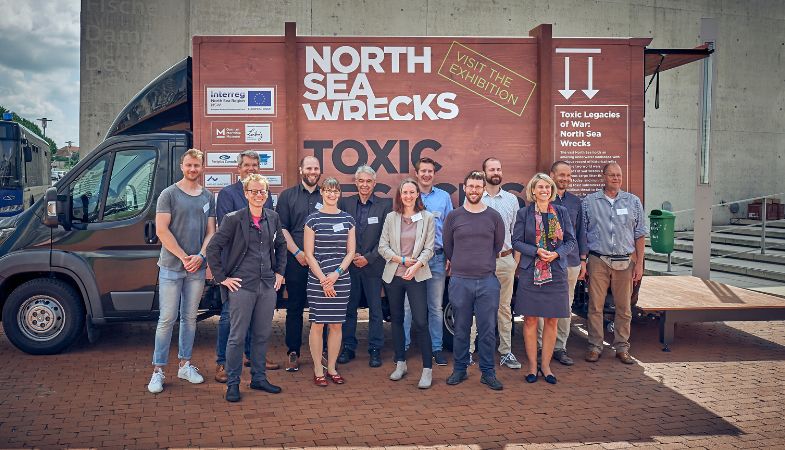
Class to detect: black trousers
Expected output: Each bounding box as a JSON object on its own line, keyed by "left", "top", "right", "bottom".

{"left": 385, "top": 276, "right": 432, "bottom": 368}
{"left": 283, "top": 258, "right": 309, "bottom": 356}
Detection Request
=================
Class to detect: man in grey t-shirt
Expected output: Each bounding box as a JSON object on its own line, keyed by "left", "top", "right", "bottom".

{"left": 147, "top": 148, "right": 216, "bottom": 394}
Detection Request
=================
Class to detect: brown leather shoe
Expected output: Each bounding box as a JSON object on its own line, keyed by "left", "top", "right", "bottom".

{"left": 585, "top": 350, "right": 601, "bottom": 362}
{"left": 285, "top": 351, "right": 300, "bottom": 372}
{"left": 214, "top": 364, "right": 228, "bottom": 383}
{"left": 616, "top": 351, "right": 635, "bottom": 365}
{"left": 266, "top": 356, "right": 280, "bottom": 370}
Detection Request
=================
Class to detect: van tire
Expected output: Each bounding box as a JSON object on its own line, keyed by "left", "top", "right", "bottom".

{"left": 442, "top": 301, "right": 454, "bottom": 352}
{"left": 2, "top": 278, "right": 85, "bottom": 355}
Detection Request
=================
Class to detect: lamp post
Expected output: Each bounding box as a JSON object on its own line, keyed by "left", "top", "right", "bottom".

{"left": 37, "top": 117, "right": 53, "bottom": 137}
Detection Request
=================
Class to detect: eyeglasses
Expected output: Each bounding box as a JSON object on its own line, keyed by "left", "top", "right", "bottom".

{"left": 245, "top": 189, "right": 268, "bottom": 196}
{"left": 322, "top": 189, "right": 341, "bottom": 195}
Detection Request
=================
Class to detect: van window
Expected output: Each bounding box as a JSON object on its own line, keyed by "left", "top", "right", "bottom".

{"left": 70, "top": 156, "right": 109, "bottom": 224}
{"left": 104, "top": 149, "right": 157, "bottom": 221}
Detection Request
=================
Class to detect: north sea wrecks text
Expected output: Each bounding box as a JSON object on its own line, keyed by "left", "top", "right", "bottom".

{"left": 302, "top": 46, "right": 459, "bottom": 121}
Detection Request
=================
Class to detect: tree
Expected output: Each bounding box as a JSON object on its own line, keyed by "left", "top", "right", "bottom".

{"left": 0, "top": 105, "right": 58, "bottom": 153}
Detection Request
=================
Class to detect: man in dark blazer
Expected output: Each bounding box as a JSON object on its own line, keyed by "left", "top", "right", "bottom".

{"left": 207, "top": 174, "right": 287, "bottom": 402}
{"left": 337, "top": 165, "right": 393, "bottom": 367}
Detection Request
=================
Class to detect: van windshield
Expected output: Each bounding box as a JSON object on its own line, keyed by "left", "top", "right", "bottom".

{"left": 0, "top": 140, "right": 21, "bottom": 189}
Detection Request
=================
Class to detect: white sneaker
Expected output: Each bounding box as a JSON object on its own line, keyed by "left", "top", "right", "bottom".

{"left": 389, "top": 361, "right": 407, "bottom": 381}
{"left": 500, "top": 352, "right": 522, "bottom": 369}
{"left": 418, "top": 368, "right": 432, "bottom": 389}
{"left": 148, "top": 369, "right": 165, "bottom": 393}
{"left": 177, "top": 361, "right": 204, "bottom": 384}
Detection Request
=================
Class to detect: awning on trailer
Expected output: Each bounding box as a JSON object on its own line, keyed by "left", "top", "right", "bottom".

{"left": 644, "top": 44, "right": 713, "bottom": 108}
{"left": 644, "top": 44, "right": 713, "bottom": 76}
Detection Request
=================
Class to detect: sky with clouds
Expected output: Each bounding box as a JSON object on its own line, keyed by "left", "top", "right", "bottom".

{"left": 0, "top": 0, "right": 80, "bottom": 148}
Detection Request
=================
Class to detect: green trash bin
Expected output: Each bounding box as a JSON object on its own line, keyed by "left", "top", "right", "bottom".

{"left": 649, "top": 209, "right": 676, "bottom": 254}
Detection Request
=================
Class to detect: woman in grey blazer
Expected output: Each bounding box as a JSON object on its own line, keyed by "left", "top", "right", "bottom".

{"left": 378, "top": 178, "right": 436, "bottom": 388}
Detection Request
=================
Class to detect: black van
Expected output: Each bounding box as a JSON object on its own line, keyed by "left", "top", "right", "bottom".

{"left": 0, "top": 59, "right": 222, "bottom": 355}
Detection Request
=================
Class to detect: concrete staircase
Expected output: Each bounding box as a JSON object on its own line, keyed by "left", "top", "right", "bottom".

{"left": 644, "top": 219, "right": 785, "bottom": 296}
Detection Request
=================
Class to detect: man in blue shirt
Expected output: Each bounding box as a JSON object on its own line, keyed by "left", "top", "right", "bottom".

{"left": 214, "top": 150, "right": 275, "bottom": 383}
{"left": 535, "top": 161, "right": 587, "bottom": 366}
{"left": 582, "top": 162, "right": 647, "bottom": 365}
{"left": 406, "top": 157, "right": 453, "bottom": 366}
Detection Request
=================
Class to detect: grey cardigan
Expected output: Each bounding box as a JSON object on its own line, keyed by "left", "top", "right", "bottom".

{"left": 378, "top": 210, "right": 435, "bottom": 283}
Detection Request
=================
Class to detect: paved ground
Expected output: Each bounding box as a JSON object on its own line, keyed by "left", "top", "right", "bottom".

{"left": 1, "top": 309, "right": 785, "bottom": 449}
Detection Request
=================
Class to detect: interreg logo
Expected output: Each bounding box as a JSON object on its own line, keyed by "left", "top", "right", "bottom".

{"left": 210, "top": 90, "right": 246, "bottom": 100}
{"left": 248, "top": 91, "right": 272, "bottom": 107}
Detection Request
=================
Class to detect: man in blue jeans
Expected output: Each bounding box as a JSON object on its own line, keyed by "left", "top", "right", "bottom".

{"left": 148, "top": 148, "right": 216, "bottom": 394}
{"left": 443, "top": 171, "right": 505, "bottom": 390}
{"left": 407, "top": 157, "right": 453, "bottom": 366}
{"left": 214, "top": 151, "right": 277, "bottom": 383}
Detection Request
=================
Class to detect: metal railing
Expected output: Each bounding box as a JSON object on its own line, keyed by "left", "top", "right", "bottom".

{"left": 651, "top": 192, "right": 785, "bottom": 271}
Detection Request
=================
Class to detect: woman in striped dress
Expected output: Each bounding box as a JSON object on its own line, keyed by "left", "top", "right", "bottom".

{"left": 303, "top": 177, "right": 356, "bottom": 386}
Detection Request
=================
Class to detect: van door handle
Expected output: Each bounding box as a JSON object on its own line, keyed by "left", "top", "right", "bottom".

{"left": 144, "top": 220, "right": 158, "bottom": 244}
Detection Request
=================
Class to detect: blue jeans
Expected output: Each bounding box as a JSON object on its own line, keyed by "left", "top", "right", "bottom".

{"left": 343, "top": 270, "right": 384, "bottom": 353}
{"left": 216, "top": 300, "right": 252, "bottom": 365}
{"left": 449, "top": 275, "right": 500, "bottom": 376}
{"left": 152, "top": 268, "right": 205, "bottom": 366}
{"left": 404, "top": 252, "right": 446, "bottom": 352}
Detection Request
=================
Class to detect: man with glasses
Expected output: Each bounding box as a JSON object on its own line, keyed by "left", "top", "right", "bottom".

{"left": 468, "top": 157, "right": 523, "bottom": 370}
{"left": 443, "top": 171, "right": 506, "bottom": 390}
{"left": 337, "top": 166, "right": 392, "bottom": 367}
{"left": 276, "top": 156, "right": 323, "bottom": 372}
{"left": 583, "top": 162, "right": 647, "bottom": 365}
{"left": 214, "top": 150, "right": 276, "bottom": 383}
{"left": 207, "top": 174, "right": 287, "bottom": 402}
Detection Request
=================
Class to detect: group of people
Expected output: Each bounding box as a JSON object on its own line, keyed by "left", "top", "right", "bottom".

{"left": 145, "top": 148, "right": 648, "bottom": 403}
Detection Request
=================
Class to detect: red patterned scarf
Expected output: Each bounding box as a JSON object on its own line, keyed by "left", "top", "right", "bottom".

{"left": 533, "top": 203, "right": 563, "bottom": 286}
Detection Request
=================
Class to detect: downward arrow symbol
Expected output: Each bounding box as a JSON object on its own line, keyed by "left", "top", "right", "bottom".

{"left": 558, "top": 57, "right": 575, "bottom": 100}
{"left": 582, "top": 57, "right": 599, "bottom": 99}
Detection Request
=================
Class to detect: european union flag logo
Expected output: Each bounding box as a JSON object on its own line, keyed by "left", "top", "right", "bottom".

{"left": 248, "top": 91, "right": 271, "bottom": 107}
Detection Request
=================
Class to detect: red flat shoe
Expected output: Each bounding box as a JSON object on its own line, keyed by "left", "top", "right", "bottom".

{"left": 313, "top": 375, "right": 328, "bottom": 387}
{"left": 326, "top": 372, "right": 345, "bottom": 384}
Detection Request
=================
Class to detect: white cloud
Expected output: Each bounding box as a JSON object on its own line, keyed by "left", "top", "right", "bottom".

{"left": 0, "top": 0, "right": 80, "bottom": 147}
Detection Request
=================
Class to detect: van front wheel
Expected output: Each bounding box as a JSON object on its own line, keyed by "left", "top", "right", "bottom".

{"left": 2, "top": 279, "right": 85, "bottom": 355}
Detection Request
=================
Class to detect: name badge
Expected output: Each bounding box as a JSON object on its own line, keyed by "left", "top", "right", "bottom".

{"left": 368, "top": 216, "right": 379, "bottom": 224}
{"left": 616, "top": 208, "right": 629, "bottom": 215}
{"left": 332, "top": 223, "right": 345, "bottom": 232}
{"left": 203, "top": 203, "right": 210, "bottom": 214}
{"left": 315, "top": 202, "right": 323, "bottom": 210}
{"left": 411, "top": 213, "right": 423, "bottom": 222}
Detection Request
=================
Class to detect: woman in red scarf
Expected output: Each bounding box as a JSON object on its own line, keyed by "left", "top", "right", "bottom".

{"left": 512, "top": 173, "right": 576, "bottom": 384}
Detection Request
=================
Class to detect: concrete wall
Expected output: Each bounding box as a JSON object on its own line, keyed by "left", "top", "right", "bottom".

{"left": 80, "top": 0, "right": 785, "bottom": 228}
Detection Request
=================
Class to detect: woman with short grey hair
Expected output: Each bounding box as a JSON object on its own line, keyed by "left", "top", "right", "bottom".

{"left": 512, "top": 173, "right": 576, "bottom": 385}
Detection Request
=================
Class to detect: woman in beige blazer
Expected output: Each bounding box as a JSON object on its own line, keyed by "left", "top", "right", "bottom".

{"left": 378, "top": 178, "right": 436, "bottom": 389}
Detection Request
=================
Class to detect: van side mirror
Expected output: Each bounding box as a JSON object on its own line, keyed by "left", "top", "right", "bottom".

{"left": 23, "top": 146, "right": 32, "bottom": 163}
{"left": 42, "top": 187, "right": 72, "bottom": 230}
{"left": 43, "top": 187, "right": 59, "bottom": 227}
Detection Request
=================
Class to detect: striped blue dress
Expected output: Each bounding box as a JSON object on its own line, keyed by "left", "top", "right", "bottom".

{"left": 305, "top": 210, "right": 355, "bottom": 323}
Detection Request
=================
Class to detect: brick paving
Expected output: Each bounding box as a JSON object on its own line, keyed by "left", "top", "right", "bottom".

{"left": 1, "top": 310, "right": 784, "bottom": 449}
